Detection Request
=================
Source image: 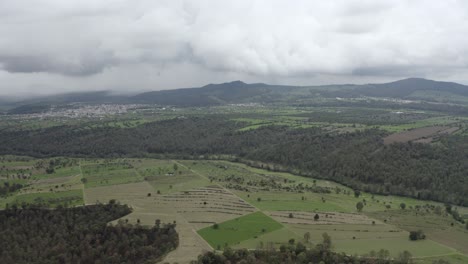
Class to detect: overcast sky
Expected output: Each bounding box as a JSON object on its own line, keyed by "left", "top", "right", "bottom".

{"left": 1, "top": 0, "right": 468, "bottom": 97}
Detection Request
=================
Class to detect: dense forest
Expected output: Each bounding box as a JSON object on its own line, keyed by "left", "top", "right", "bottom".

{"left": 0, "top": 202, "right": 178, "bottom": 264}
{"left": 192, "top": 233, "right": 413, "bottom": 264}
{"left": 0, "top": 117, "right": 467, "bottom": 206}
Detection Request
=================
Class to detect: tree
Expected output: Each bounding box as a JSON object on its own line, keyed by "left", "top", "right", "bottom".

{"left": 295, "top": 242, "right": 306, "bottom": 254}
{"left": 0, "top": 204, "right": 178, "bottom": 264}
{"left": 173, "top": 163, "right": 178, "bottom": 171}
{"left": 314, "top": 213, "right": 319, "bottom": 221}
{"left": 400, "top": 203, "right": 406, "bottom": 210}
{"left": 213, "top": 223, "right": 219, "bottom": 229}
{"left": 288, "top": 213, "right": 294, "bottom": 218}
{"left": 322, "top": 232, "right": 332, "bottom": 250}
{"left": 303, "top": 232, "right": 311, "bottom": 243}
{"left": 377, "top": 249, "right": 390, "bottom": 260}
{"left": 409, "top": 230, "right": 425, "bottom": 241}
{"left": 356, "top": 201, "right": 364, "bottom": 212}
{"left": 397, "top": 250, "right": 412, "bottom": 264}
{"left": 354, "top": 190, "right": 361, "bottom": 198}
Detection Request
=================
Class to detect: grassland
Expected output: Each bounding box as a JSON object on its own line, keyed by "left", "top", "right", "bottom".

{"left": 139, "top": 160, "right": 211, "bottom": 194}
{"left": 234, "top": 227, "right": 301, "bottom": 249}
{"left": 81, "top": 162, "right": 143, "bottom": 188}
{"left": 198, "top": 211, "right": 283, "bottom": 249}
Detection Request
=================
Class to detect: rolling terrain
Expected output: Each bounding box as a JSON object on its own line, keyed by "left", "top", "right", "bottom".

{"left": 3, "top": 78, "right": 468, "bottom": 111}
{"left": 1, "top": 78, "right": 468, "bottom": 263}
{"left": 0, "top": 157, "right": 466, "bottom": 263}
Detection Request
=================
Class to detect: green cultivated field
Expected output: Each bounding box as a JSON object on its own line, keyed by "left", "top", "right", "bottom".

{"left": 198, "top": 211, "right": 283, "bottom": 249}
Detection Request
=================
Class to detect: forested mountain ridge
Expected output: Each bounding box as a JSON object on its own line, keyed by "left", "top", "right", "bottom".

{"left": 357, "top": 78, "right": 468, "bottom": 98}
{"left": 129, "top": 80, "right": 291, "bottom": 106}
{"left": 4, "top": 78, "right": 468, "bottom": 110}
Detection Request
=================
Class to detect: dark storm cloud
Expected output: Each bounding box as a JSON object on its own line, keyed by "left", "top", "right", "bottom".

{"left": 1, "top": 0, "right": 468, "bottom": 95}
{"left": 0, "top": 51, "right": 117, "bottom": 76}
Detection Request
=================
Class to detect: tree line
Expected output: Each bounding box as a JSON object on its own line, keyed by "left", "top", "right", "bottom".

{"left": 0, "top": 117, "right": 466, "bottom": 206}
{"left": 192, "top": 232, "right": 414, "bottom": 264}
{"left": 0, "top": 201, "right": 178, "bottom": 264}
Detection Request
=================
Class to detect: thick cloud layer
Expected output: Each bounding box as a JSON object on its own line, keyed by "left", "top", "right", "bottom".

{"left": 1, "top": 0, "right": 468, "bottom": 96}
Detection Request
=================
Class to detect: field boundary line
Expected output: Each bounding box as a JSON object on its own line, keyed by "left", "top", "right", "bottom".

{"left": 172, "top": 160, "right": 260, "bottom": 212}
{"left": 171, "top": 160, "right": 317, "bottom": 250}
{"left": 78, "top": 159, "right": 86, "bottom": 205}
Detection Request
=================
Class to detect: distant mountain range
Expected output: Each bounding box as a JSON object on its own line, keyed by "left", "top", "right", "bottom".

{"left": 3, "top": 78, "right": 468, "bottom": 113}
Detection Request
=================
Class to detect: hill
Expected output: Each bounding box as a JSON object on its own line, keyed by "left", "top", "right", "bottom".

{"left": 355, "top": 78, "right": 468, "bottom": 100}
{"left": 128, "top": 78, "right": 468, "bottom": 106}
{"left": 3, "top": 78, "right": 468, "bottom": 109}
{"left": 129, "top": 81, "right": 297, "bottom": 106}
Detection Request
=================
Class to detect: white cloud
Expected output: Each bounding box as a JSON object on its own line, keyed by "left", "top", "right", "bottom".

{"left": 1, "top": 0, "right": 468, "bottom": 95}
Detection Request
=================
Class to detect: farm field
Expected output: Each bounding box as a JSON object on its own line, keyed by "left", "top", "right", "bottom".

{"left": 234, "top": 227, "right": 301, "bottom": 249}
{"left": 383, "top": 125, "right": 459, "bottom": 144}
{"left": 0, "top": 156, "right": 467, "bottom": 263}
{"left": 197, "top": 211, "right": 283, "bottom": 249}
{"left": 81, "top": 161, "right": 143, "bottom": 188}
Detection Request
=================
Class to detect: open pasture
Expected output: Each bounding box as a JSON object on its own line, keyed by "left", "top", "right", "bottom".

{"left": 334, "top": 237, "right": 454, "bottom": 258}
{"left": 414, "top": 254, "right": 468, "bottom": 264}
{"left": 233, "top": 227, "right": 301, "bottom": 249}
{"left": 367, "top": 209, "right": 468, "bottom": 254}
{"left": 32, "top": 165, "right": 81, "bottom": 180}
{"left": 285, "top": 221, "right": 455, "bottom": 258}
{"left": 20, "top": 174, "right": 83, "bottom": 194}
{"left": 138, "top": 160, "right": 211, "bottom": 194}
{"left": 237, "top": 190, "right": 350, "bottom": 212}
{"left": 268, "top": 211, "right": 382, "bottom": 225}
{"left": 81, "top": 162, "right": 143, "bottom": 188}
{"left": 182, "top": 160, "right": 348, "bottom": 202}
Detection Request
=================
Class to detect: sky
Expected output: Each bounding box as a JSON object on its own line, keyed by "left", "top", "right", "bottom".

{"left": 1, "top": 0, "right": 468, "bottom": 97}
